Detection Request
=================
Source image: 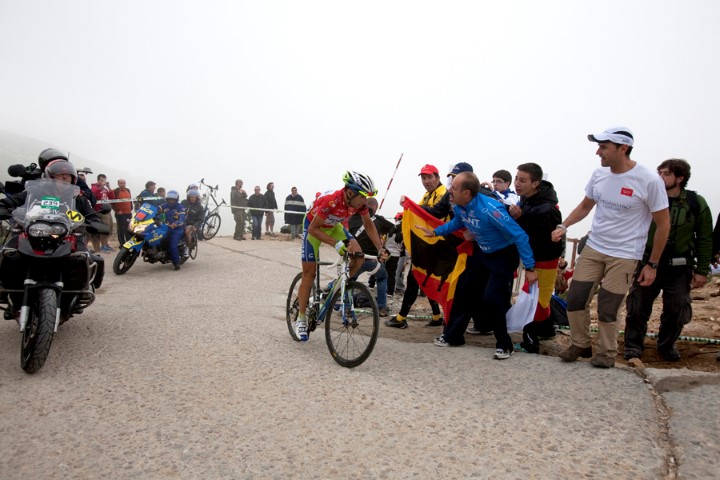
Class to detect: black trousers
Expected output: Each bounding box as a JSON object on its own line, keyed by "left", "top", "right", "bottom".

{"left": 398, "top": 267, "right": 441, "bottom": 317}
{"left": 442, "top": 244, "right": 517, "bottom": 349}
{"left": 624, "top": 264, "right": 693, "bottom": 355}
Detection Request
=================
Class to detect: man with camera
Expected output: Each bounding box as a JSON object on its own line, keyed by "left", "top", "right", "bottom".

{"left": 623, "top": 159, "right": 713, "bottom": 362}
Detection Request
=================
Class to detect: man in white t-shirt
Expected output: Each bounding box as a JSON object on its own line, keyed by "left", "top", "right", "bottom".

{"left": 550, "top": 127, "right": 670, "bottom": 368}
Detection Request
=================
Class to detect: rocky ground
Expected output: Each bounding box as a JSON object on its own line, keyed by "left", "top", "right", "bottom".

{"left": 381, "top": 273, "right": 720, "bottom": 373}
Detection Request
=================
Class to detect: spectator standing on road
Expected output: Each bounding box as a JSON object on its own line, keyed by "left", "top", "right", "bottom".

{"left": 553, "top": 126, "right": 670, "bottom": 369}
{"left": 424, "top": 161, "right": 495, "bottom": 340}
{"left": 248, "top": 186, "right": 267, "bottom": 240}
{"left": 490, "top": 169, "right": 521, "bottom": 205}
{"left": 284, "top": 187, "right": 306, "bottom": 239}
{"left": 623, "top": 159, "right": 713, "bottom": 362}
{"left": 74, "top": 166, "right": 96, "bottom": 205}
{"left": 384, "top": 213, "right": 404, "bottom": 297}
{"left": 264, "top": 182, "right": 278, "bottom": 236}
{"left": 713, "top": 211, "right": 720, "bottom": 260}
{"left": 113, "top": 179, "right": 133, "bottom": 246}
{"left": 509, "top": 162, "right": 563, "bottom": 353}
{"left": 91, "top": 174, "right": 115, "bottom": 253}
{"left": 231, "top": 179, "right": 248, "bottom": 241}
{"left": 137, "top": 181, "right": 162, "bottom": 208}
{"left": 418, "top": 172, "right": 538, "bottom": 359}
{"left": 385, "top": 164, "right": 446, "bottom": 329}
{"left": 348, "top": 197, "right": 393, "bottom": 317}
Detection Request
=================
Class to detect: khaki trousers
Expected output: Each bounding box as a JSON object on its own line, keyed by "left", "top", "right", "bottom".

{"left": 565, "top": 245, "right": 637, "bottom": 357}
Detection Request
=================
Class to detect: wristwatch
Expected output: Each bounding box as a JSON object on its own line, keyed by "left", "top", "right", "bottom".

{"left": 647, "top": 262, "right": 659, "bottom": 269}
{"left": 525, "top": 268, "right": 535, "bottom": 272}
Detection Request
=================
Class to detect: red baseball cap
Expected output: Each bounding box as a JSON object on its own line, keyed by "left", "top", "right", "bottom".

{"left": 418, "top": 164, "right": 439, "bottom": 176}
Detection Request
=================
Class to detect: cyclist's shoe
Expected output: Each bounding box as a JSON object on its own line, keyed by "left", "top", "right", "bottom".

{"left": 378, "top": 307, "right": 388, "bottom": 317}
{"left": 294, "top": 317, "right": 309, "bottom": 341}
{"left": 385, "top": 316, "right": 407, "bottom": 329}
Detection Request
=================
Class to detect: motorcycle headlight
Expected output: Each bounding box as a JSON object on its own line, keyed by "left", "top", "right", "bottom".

{"left": 132, "top": 224, "right": 148, "bottom": 234}
{"left": 28, "top": 222, "right": 68, "bottom": 238}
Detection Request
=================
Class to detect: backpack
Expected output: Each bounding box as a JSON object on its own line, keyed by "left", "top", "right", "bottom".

{"left": 685, "top": 190, "right": 701, "bottom": 219}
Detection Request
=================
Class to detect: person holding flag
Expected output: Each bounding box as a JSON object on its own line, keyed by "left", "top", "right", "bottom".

{"left": 418, "top": 172, "right": 538, "bottom": 360}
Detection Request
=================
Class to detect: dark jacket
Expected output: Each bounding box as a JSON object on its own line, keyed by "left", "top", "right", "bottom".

{"left": 514, "top": 180, "right": 563, "bottom": 262}
{"left": 182, "top": 200, "right": 205, "bottom": 227}
{"left": 264, "top": 190, "right": 278, "bottom": 210}
{"left": 348, "top": 208, "right": 395, "bottom": 256}
{"left": 645, "top": 189, "right": 713, "bottom": 276}
{"left": 284, "top": 193, "right": 306, "bottom": 225}
{"left": 248, "top": 193, "right": 267, "bottom": 218}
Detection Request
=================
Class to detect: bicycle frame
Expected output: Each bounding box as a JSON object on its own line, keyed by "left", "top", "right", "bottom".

{"left": 312, "top": 251, "right": 371, "bottom": 326}
{"left": 199, "top": 179, "right": 226, "bottom": 217}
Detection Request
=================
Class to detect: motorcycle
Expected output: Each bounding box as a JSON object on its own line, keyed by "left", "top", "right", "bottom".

{"left": 0, "top": 179, "right": 106, "bottom": 373}
{"left": 113, "top": 203, "right": 196, "bottom": 275}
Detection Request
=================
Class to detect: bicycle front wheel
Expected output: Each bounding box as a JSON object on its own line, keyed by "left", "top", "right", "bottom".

{"left": 325, "top": 280, "right": 379, "bottom": 368}
{"left": 203, "top": 213, "right": 221, "bottom": 240}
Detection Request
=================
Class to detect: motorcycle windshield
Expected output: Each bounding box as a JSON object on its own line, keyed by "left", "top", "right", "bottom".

{"left": 12, "top": 179, "right": 82, "bottom": 230}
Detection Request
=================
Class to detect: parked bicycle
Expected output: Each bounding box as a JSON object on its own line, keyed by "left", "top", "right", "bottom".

{"left": 198, "top": 179, "right": 226, "bottom": 240}
{"left": 286, "top": 251, "right": 380, "bottom": 368}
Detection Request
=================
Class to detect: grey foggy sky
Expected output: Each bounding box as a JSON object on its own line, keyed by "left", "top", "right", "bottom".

{"left": 1, "top": 0, "right": 719, "bottom": 238}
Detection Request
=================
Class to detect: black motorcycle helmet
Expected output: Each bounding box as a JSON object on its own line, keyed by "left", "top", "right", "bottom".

{"left": 45, "top": 160, "right": 78, "bottom": 185}
{"left": 38, "top": 148, "right": 69, "bottom": 172}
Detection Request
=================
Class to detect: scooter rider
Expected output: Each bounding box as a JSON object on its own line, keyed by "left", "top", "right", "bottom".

{"left": 160, "top": 190, "right": 186, "bottom": 270}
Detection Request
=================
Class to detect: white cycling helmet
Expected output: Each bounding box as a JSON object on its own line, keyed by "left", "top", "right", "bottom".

{"left": 342, "top": 171, "right": 377, "bottom": 197}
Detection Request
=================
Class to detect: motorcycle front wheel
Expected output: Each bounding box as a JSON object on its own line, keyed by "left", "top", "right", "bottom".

{"left": 203, "top": 213, "right": 221, "bottom": 240}
{"left": 21, "top": 288, "right": 57, "bottom": 373}
{"left": 113, "top": 247, "right": 139, "bottom": 275}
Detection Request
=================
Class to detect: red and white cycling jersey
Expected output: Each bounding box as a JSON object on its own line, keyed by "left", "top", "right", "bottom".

{"left": 306, "top": 188, "right": 368, "bottom": 229}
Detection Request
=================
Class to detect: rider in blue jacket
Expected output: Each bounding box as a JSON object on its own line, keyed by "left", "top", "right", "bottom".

{"left": 161, "top": 190, "right": 186, "bottom": 270}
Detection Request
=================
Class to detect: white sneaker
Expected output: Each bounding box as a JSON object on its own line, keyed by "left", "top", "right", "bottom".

{"left": 294, "top": 317, "right": 308, "bottom": 342}
{"left": 493, "top": 348, "right": 513, "bottom": 360}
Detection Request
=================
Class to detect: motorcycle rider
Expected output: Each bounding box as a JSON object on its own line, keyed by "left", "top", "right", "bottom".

{"left": 37, "top": 148, "right": 96, "bottom": 205}
{"left": 182, "top": 189, "right": 204, "bottom": 254}
{"left": 0, "top": 160, "right": 106, "bottom": 310}
{"left": 160, "top": 190, "right": 186, "bottom": 270}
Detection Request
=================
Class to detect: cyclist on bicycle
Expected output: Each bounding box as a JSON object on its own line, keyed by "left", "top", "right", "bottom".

{"left": 294, "top": 171, "right": 385, "bottom": 341}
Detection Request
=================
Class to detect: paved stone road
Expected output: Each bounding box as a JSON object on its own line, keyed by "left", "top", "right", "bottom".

{"left": 0, "top": 238, "right": 717, "bottom": 479}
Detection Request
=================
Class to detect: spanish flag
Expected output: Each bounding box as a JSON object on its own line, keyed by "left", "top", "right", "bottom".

{"left": 402, "top": 198, "right": 473, "bottom": 321}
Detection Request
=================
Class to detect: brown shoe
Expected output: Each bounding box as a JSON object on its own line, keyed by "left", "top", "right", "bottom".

{"left": 559, "top": 344, "right": 593, "bottom": 362}
{"left": 378, "top": 307, "right": 388, "bottom": 317}
{"left": 590, "top": 353, "right": 615, "bottom": 368}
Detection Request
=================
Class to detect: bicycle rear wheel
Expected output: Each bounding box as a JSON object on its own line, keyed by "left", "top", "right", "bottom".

{"left": 286, "top": 272, "right": 317, "bottom": 341}
{"left": 325, "top": 280, "right": 379, "bottom": 368}
{"left": 203, "top": 213, "right": 221, "bottom": 240}
{"left": 189, "top": 232, "right": 198, "bottom": 260}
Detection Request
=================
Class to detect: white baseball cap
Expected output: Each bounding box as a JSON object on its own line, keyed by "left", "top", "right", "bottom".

{"left": 587, "top": 127, "right": 634, "bottom": 146}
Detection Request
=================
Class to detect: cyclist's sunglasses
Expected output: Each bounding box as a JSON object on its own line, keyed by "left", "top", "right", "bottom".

{"left": 354, "top": 189, "right": 377, "bottom": 198}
